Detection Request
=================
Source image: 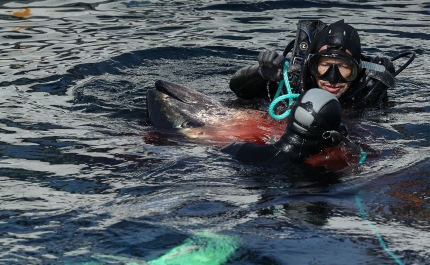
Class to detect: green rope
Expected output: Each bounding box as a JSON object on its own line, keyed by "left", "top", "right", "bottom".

{"left": 268, "top": 61, "right": 300, "bottom": 121}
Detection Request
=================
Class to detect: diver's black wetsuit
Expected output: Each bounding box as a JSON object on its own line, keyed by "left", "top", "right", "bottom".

{"left": 229, "top": 20, "right": 397, "bottom": 110}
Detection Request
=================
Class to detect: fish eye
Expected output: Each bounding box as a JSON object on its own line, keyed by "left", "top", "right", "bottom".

{"left": 181, "top": 120, "right": 198, "bottom": 128}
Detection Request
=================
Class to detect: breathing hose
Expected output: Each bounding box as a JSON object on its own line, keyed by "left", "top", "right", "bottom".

{"left": 390, "top": 51, "right": 416, "bottom": 77}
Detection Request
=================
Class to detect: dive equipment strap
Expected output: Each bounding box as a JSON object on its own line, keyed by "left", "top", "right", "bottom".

{"left": 362, "top": 60, "right": 397, "bottom": 87}
{"left": 360, "top": 50, "right": 416, "bottom": 89}
{"left": 322, "top": 130, "right": 367, "bottom": 164}
{"left": 287, "top": 20, "right": 328, "bottom": 91}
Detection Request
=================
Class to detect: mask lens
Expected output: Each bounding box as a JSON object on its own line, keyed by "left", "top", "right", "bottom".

{"left": 308, "top": 52, "right": 360, "bottom": 82}
{"left": 318, "top": 58, "right": 353, "bottom": 78}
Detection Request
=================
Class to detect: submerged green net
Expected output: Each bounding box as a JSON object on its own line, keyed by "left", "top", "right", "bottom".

{"left": 148, "top": 231, "right": 239, "bottom": 265}
{"left": 85, "top": 231, "right": 239, "bottom": 265}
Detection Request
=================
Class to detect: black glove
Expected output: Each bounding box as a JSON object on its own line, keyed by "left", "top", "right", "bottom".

{"left": 257, "top": 50, "right": 285, "bottom": 82}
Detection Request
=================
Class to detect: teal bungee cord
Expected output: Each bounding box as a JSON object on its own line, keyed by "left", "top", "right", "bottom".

{"left": 355, "top": 190, "right": 404, "bottom": 265}
{"left": 358, "top": 149, "right": 367, "bottom": 165}
{"left": 268, "top": 61, "right": 300, "bottom": 121}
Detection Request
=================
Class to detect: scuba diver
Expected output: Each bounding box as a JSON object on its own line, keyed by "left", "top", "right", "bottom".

{"left": 222, "top": 19, "right": 415, "bottom": 164}
{"left": 229, "top": 19, "right": 415, "bottom": 109}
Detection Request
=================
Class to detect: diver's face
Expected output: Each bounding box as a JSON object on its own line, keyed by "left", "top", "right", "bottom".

{"left": 315, "top": 45, "right": 353, "bottom": 98}
{"left": 316, "top": 78, "right": 351, "bottom": 98}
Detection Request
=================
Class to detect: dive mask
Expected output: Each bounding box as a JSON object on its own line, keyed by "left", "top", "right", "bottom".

{"left": 307, "top": 49, "right": 361, "bottom": 83}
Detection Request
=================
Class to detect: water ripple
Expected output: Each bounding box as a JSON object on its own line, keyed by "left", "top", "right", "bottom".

{"left": 0, "top": 1, "right": 429, "bottom": 264}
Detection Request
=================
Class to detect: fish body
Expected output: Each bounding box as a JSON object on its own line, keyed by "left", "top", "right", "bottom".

{"left": 146, "top": 80, "right": 287, "bottom": 146}
{"left": 146, "top": 80, "right": 358, "bottom": 170}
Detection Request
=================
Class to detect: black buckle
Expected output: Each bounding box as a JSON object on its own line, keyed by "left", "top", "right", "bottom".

{"left": 292, "top": 56, "right": 303, "bottom": 65}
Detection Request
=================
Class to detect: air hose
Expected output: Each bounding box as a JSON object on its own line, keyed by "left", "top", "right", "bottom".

{"left": 391, "top": 51, "right": 416, "bottom": 77}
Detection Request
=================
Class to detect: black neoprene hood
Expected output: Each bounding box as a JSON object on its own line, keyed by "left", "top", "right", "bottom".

{"left": 313, "top": 21, "right": 361, "bottom": 62}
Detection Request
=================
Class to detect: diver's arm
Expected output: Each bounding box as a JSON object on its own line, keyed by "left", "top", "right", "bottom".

{"left": 221, "top": 141, "right": 295, "bottom": 165}
{"left": 229, "top": 50, "right": 285, "bottom": 100}
{"left": 229, "top": 65, "right": 274, "bottom": 100}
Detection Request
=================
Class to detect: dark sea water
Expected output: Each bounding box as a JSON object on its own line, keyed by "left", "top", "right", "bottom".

{"left": 0, "top": 1, "right": 429, "bottom": 264}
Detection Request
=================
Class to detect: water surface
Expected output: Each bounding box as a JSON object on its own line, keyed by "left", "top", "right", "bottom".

{"left": 0, "top": 1, "right": 429, "bottom": 264}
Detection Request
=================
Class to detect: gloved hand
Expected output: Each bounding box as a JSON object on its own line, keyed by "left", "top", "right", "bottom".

{"left": 257, "top": 50, "right": 285, "bottom": 82}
